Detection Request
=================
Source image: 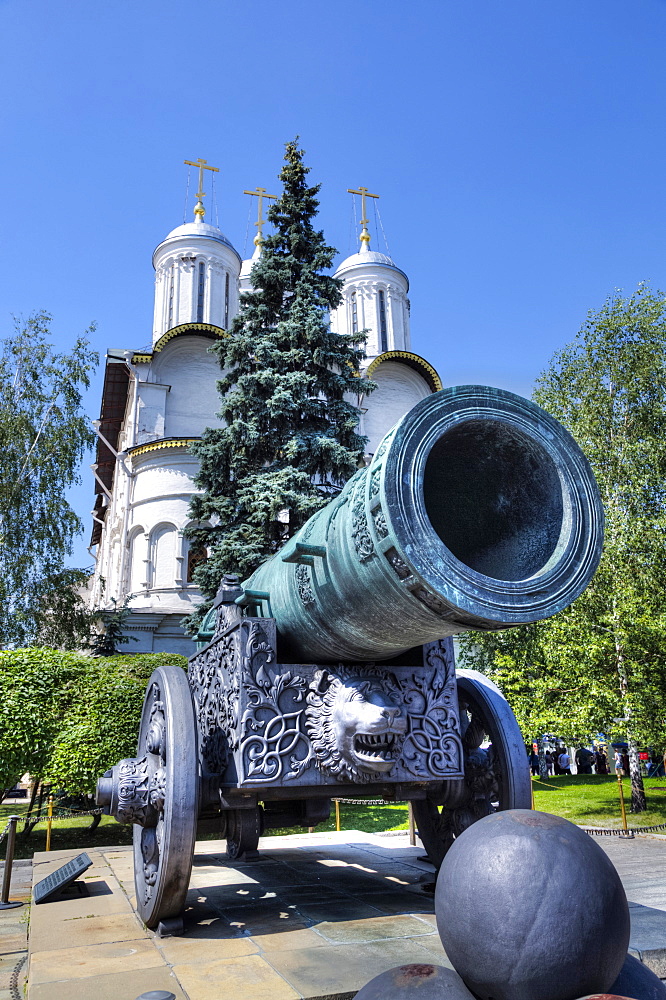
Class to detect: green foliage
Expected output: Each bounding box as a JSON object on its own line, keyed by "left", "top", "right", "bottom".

{"left": 186, "top": 140, "right": 373, "bottom": 632}
{"left": 89, "top": 595, "right": 138, "bottom": 656}
{"left": 0, "top": 312, "right": 98, "bottom": 647}
{"left": 461, "top": 284, "right": 666, "bottom": 808}
{"left": 32, "top": 567, "right": 98, "bottom": 650}
{"left": 0, "top": 648, "right": 187, "bottom": 798}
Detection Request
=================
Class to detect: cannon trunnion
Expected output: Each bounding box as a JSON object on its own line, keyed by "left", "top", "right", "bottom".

{"left": 97, "top": 387, "right": 604, "bottom": 932}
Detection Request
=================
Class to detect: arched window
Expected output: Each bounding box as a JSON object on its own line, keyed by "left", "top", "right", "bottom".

{"left": 224, "top": 272, "right": 230, "bottom": 329}
{"left": 168, "top": 268, "right": 175, "bottom": 327}
{"left": 351, "top": 290, "right": 358, "bottom": 334}
{"left": 187, "top": 544, "right": 207, "bottom": 583}
{"left": 128, "top": 528, "right": 146, "bottom": 594}
{"left": 196, "top": 261, "right": 206, "bottom": 322}
{"left": 152, "top": 525, "right": 177, "bottom": 589}
{"left": 378, "top": 289, "right": 388, "bottom": 353}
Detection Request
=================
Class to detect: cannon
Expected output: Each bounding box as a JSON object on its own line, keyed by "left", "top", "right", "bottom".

{"left": 97, "top": 386, "right": 603, "bottom": 933}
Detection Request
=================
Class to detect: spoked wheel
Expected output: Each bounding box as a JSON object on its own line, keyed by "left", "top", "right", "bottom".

{"left": 132, "top": 665, "right": 198, "bottom": 932}
{"left": 412, "top": 669, "right": 531, "bottom": 869}
{"left": 225, "top": 806, "right": 264, "bottom": 861}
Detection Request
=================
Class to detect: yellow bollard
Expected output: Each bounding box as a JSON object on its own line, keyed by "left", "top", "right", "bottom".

{"left": 408, "top": 802, "right": 416, "bottom": 846}
{"left": 45, "top": 794, "right": 54, "bottom": 852}
{"left": 531, "top": 780, "right": 535, "bottom": 811}
{"left": 617, "top": 773, "right": 629, "bottom": 833}
{"left": 335, "top": 799, "right": 341, "bottom": 832}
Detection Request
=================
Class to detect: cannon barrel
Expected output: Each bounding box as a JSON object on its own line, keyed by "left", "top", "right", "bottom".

{"left": 243, "top": 386, "right": 604, "bottom": 663}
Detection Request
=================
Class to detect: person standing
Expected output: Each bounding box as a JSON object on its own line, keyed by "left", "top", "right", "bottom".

{"left": 545, "top": 751, "right": 554, "bottom": 776}
{"left": 614, "top": 748, "right": 624, "bottom": 774}
{"left": 530, "top": 750, "right": 540, "bottom": 776}
{"left": 575, "top": 746, "right": 594, "bottom": 774}
{"left": 558, "top": 748, "right": 571, "bottom": 775}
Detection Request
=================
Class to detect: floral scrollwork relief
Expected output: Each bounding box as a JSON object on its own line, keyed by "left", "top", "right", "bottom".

{"left": 351, "top": 477, "right": 375, "bottom": 563}
{"left": 398, "top": 640, "right": 463, "bottom": 778}
{"left": 239, "top": 622, "right": 312, "bottom": 782}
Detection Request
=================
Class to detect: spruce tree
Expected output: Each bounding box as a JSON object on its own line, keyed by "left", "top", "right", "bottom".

{"left": 185, "top": 140, "right": 373, "bottom": 632}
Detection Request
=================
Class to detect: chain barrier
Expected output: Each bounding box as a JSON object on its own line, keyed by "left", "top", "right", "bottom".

{"left": 20, "top": 808, "right": 104, "bottom": 826}
{"left": 582, "top": 820, "right": 666, "bottom": 838}
{"left": 332, "top": 798, "right": 408, "bottom": 806}
{"left": 9, "top": 954, "right": 27, "bottom": 1000}
{"left": 0, "top": 818, "right": 11, "bottom": 846}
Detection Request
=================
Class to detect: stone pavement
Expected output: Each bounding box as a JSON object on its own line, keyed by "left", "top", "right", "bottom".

{"left": 595, "top": 835, "right": 666, "bottom": 977}
{"left": 0, "top": 859, "right": 31, "bottom": 1000}
{"left": 2, "top": 829, "right": 665, "bottom": 999}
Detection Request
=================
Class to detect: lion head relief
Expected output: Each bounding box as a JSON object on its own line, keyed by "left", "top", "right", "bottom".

{"left": 305, "top": 668, "right": 407, "bottom": 782}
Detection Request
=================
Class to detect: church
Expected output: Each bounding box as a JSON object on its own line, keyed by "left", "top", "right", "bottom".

{"left": 89, "top": 162, "right": 442, "bottom": 655}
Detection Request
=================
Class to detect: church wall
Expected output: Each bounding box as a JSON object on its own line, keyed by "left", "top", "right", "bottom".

{"left": 126, "top": 450, "right": 204, "bottom": 617}
{"left": 362, "top": 361, "right": 432, "bottom": 455}
{"left": 151, "top": 338, "right": 224, "bottom": 439}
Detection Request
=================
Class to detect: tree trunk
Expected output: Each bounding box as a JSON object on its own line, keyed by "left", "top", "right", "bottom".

{"left": 627, "top": 734, "right": 647, "bottom": 813}
{"left": 613, "top": 617, "right": 646, "bottom": 812}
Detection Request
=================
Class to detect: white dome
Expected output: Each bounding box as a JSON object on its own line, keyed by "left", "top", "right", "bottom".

{"left": 335, "top": 246, "right": 408, "bottom": 287}
{"left": 157, "top": 220, "right": 239, "bottom": 255}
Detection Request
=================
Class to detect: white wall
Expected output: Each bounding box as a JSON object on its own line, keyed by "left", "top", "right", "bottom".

{"left": 151, "top": 338, "right": 224, "bottom": 438}
{"left": 362, "top": 361, "right": 432, "bottom": 455}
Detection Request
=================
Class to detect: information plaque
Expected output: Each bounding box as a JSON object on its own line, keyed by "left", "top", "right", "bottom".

{"left": 34, "top": 852, "right": 93, "bottom": 904}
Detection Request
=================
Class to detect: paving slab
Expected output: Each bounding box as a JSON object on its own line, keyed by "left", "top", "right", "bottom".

{"left": 17, "top": 828, "right": 666, "bottom": 999}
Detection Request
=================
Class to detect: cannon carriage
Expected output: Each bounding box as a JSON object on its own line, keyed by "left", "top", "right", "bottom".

{"left": 97, "top": 386, "right": 603, "bottom": 934}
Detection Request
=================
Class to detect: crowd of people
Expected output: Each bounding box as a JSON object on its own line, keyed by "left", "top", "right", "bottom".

{"left": 529, "top": 745, "right": 610, "bottom": 776}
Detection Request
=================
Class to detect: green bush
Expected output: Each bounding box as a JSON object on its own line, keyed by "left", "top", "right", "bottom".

{"left": 0, "top": 649, "right": 187, "bottom": 797}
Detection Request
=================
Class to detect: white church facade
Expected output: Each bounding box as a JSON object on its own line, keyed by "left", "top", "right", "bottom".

{"left": 89, "top": 173, "right": 442, "bottom": 655}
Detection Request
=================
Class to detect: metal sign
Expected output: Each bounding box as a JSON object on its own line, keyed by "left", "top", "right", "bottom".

{"left": 34, "top": 852, "right": 93, "bottom": 904}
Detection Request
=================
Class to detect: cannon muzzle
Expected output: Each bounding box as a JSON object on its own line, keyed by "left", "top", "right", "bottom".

{"left": 243, "top": 386, "right": 603, "bottom": 662}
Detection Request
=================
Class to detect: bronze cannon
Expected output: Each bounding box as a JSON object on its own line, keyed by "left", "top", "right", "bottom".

{"left": 97, "top": 386, "right": 603, "bottom": 933}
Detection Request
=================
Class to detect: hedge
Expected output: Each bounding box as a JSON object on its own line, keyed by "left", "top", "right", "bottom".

{"left": 0, "top": 649, "right": 187, "bottom": 797}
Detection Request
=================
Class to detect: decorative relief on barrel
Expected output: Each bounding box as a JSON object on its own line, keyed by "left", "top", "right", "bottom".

{"left": 372, "top": 507, "right": 389, "bottom": 540}
{"left": 399, "top": 640, "right": 463, "bottom": 778}
{"left": 369, "top": 467, "right": 381, "bottom": 498}
{"left": 385, "top": 547, "right": 412, "bottom": 580}
{"left": 351, "top": 476, "right": 375, "bottom": 562}
{"left": 295, "top": 564, "right": 315, "bottom": 605}
{"left": 412, "top": 586, "right": 453, "bottom": 618}
{"left": 373, "top": 428, "right": 395, "bottom": 460}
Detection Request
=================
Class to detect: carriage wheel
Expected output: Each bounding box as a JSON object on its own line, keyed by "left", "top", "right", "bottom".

{"left": 412, "top": 669, "right": 531, "bottom": 869}
{"left": 132, "top": 665, "right": 198, "bottom": 931}
{"left": 225, "top": 806, "right": 264, "bottom": 861}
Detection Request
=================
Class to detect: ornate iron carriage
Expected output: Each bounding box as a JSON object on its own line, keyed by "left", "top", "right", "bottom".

{"left": 97, "top": 386, "right": 604, "bottom": 933}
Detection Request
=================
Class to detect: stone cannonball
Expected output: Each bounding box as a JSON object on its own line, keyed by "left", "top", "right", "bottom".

{"left": 354, "top": 964, "right": 476, "bottom": 1000}
{"left": 607, "top": 953, "right": 666, "bottom": 1000}
{"left": 435, "top": 810, "right": 630, "bottom": 1000}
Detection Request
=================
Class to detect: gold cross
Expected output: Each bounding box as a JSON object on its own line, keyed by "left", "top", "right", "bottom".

{"left": 184, "top": 158, "right": 220, "bottom": 222}
{"left": 243, "top": 186, "right": 277, "bottom": 246}
{"left": 347, "top": 186, "right": 379, "bottom": 248}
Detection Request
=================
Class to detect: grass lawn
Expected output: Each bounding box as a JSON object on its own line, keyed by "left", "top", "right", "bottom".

{"left": 532, "top": 774, "right": 666, "bottom": 828}
{"left": 2, "top": 775, "right": 665, "bottom": 860}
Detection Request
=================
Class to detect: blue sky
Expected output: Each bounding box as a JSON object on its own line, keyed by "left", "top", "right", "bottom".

{"left": 2, "top": 0, "right": 666, "bottom": 566}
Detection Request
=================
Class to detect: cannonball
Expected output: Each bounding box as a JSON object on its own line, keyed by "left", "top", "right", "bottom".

{"left": 607, "top": 953, "right": 666, "bottom": 1000}
{"left": 354, "top": 964, "right": 476, "bottom": 1000}
{"left": 435, "top": 809, "right": 630, "bottom": 1000}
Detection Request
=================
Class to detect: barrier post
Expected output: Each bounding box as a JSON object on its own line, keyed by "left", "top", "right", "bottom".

{"left": 0, "top": 816, "right": 23, "bottom": 909}
{"left": 335, "top": 799, "right": 341, "bottom": 832}
{"left": 408, "top": 802, "right": 416, "bottom": 846}
{"left": 45, "top": 795, "right": 54, "bottom": 852}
